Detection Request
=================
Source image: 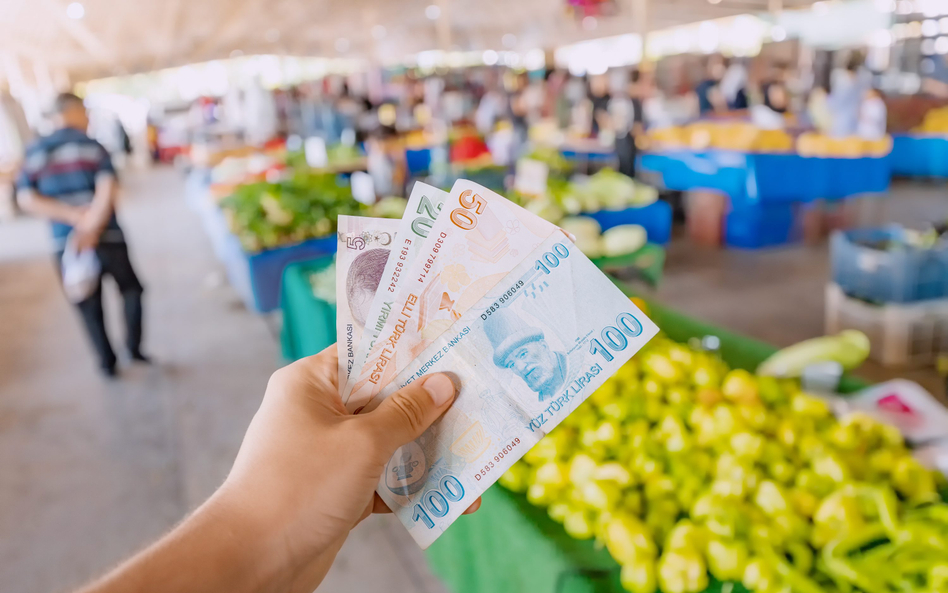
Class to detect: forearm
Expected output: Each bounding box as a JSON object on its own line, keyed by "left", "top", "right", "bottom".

{"left": 17, "top": 191, "right": 83, "bottom": 225}
{"left": 76, "top": 492, "right": 284, "bottom": 593}
{"left": 86, "top": 174, "right": 117, "bottom": 226}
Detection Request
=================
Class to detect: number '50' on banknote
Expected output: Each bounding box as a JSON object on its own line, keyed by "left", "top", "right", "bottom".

{"left": 370, "top": 233, "right": 659, "bottom": 548}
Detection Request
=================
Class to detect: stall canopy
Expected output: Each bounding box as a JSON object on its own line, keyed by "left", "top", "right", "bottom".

{"left": 0, "top": 0, "right": 820, "bottom": 83}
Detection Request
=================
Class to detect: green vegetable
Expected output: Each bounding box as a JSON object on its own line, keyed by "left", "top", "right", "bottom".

{"left": 657, "top": 548, "right": 708, "bottom": 593}
{"left": 757, "top": 330, "right": 870, "bottom": 377}
{"left": 601, "top": 224, "right": 647, "bottom": 257}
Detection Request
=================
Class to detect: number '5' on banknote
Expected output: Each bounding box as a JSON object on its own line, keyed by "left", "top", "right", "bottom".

{"left": 365, "top": 233, "right": 659, "bottom": 549}
{"left": 335, "top": 216, "right": 401, "bottom": 392}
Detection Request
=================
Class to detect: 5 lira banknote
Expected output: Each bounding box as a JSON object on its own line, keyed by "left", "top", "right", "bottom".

{"left": 334, "top": 179, "right": 658, "bottom": 548}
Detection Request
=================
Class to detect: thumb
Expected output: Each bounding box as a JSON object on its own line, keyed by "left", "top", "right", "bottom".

{"left": 361, "top": 373, "right": 456, "bottom": 457}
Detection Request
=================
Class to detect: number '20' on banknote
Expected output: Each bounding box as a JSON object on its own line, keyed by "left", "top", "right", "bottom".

{"left": 367, "top": 233, "right": 659, "bottom": 548}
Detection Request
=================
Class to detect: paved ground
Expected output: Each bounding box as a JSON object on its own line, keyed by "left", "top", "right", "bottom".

{"left": 0, "top": 169, "right": 944, "bottom": 593}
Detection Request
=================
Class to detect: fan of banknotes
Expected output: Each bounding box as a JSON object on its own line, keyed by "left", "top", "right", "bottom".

{"left": 335, "top": 180, "right": 659, "bottom": 548}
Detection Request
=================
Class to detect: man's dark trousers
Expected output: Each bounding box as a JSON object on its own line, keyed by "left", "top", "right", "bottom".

{"left": 57, "top": 242, "right": 144, "bottom": 372}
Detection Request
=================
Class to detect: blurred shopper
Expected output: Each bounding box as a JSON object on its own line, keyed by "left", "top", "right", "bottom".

{"left": 695, "top": 55, "right": 727, "bottom": 115}
{"left": 588, "top": 74, "right": 612, "bottom": 136}
{"left": 857, "top": 88, "right": 887, "bottom": 140}
{"left": 612, "top": 69, "right": 645, "bottom": 178}
{"left": 761, "top": 62, "right": 790, "bottom": 115}
{"left": 16, "top": 93, "right": 146, "bottom": 377}
{"left": 827, "top": 53, "right": 869, "bottom": 137}
{"left": 720, "top": 59, "right": 749, "bottom": 111}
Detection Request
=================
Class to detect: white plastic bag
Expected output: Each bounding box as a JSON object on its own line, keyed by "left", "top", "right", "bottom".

{"left": 61, "top": 239, "right": 100, "bottom": 304}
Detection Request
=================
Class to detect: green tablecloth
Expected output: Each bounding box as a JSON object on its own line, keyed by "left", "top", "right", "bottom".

{"left": 425, "top": 291, "right": 868, "bottom": 593}
{"left": 280, "top": 258, "right": 336, "bottom": 361}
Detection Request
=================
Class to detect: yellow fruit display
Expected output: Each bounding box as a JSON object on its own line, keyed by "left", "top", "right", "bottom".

{"left": 501, "top": 334, "right": 948, "bottom": 593}
{"left": 913, "top": 106, "right": 948, "bottom": 134}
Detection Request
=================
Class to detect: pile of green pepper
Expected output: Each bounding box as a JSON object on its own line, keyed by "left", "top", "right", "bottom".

{"left": 500, "top": 334, "right": 948, "bottom": 593}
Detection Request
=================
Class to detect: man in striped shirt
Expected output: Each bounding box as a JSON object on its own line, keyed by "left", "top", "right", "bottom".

{"left": 17, "top": 93, "right": 146, "bottom": 377}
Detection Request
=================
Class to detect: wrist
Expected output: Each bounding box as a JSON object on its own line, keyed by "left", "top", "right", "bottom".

{"left": 196, "top": 489, "right": 292, "bottom": 593}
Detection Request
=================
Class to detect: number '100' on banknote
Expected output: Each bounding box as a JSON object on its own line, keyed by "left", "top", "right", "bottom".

{"left": 366, "top": 233, "right": 659, "bottom": 548}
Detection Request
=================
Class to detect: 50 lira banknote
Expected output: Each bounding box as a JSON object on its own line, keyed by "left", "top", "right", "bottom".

{"left": 363, "top": 233, "right": 659, "bottom": 548}
{"left": 340, "top": 182, "right": 448, "bottom": 399}
{"left": 343, "top": 180, "right": 564, "bottom": 412}
{"left": 335, "top": 215, "right": 401, "bottom": 393}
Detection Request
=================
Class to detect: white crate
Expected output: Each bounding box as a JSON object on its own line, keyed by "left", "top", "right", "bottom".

{"left": 825, "top": 283, "right": 948, "bottom": 367}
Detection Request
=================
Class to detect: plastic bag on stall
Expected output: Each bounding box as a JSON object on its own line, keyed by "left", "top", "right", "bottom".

{"left": 61, "top": 239, "right": 101, "bottom": 304}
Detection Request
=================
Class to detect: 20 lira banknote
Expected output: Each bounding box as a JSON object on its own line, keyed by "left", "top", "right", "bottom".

{"left": 335, "top": 215, "right": 401, "bottom": 392}
{"left": 364, "top": 232, "right": 659, "bottom": 548}
{"left": 343, "top": 180, "right": 562, "bottom": 412}
{"left": 340, "top": 182, "right": 448, "bottom": 400}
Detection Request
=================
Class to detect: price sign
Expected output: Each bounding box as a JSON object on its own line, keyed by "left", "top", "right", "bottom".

{"left": 514, "top": 159, "right": 549, "bottom": 196}
{"left": 304, "top": 137, "right": 328, "bottom": 168}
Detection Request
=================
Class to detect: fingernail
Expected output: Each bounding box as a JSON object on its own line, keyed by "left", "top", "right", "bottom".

{"left": 424, "top": 374, "right": 455, "bottom": 406}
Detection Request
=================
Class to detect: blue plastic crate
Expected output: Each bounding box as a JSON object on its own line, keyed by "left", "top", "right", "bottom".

{"left": 222, "top": 234, "right": 337, "bottom": 313}
{"left": 890, "top": 135, "right": 948, "bottom": 178}
{"left": 724, "top": 203, "right": 799, "bottom": 249}
{"left": 586, "top": 200, "right": 673, "bottom": 245}
{"left": 405, "top": 148, "right": 432, "bottom": 176}
{"left": 831, "top": 226, "right": 948, "bottom": 303}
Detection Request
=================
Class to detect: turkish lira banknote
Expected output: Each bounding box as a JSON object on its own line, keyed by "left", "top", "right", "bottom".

{"left": 340, "top": 182, "right": 449, "bottom": 401}
{"left": 363, "top": 233, "right": 659, "bottom": 548}
{"left": 335, "top": 215, "right": 400, "bottom": 393}
{"left": 343, "top": 180, "right": 564, "bottom": 412}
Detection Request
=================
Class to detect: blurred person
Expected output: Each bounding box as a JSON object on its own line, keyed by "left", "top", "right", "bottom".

{"left": 720, "top": 59, "right": 749, "bottom": 111}
{"left": 589, "top": 74, "right": 612, "bottom": 136}
{"left": 16, "top": 93, "right": 147, "bottom": 378}
{"left": 695, "top": 55, "right": 727, "bottom": 115}
{"left": 611, "top": 69, "right": 646, "bottom": 178}
{"left": 857, "top": 87, "right": 887, "bottom": 140}
{"left": 922, "top": 52, "right": 948, "bottom": 98}
{"left": 71, "top": 346, "right": 479, "bottom": 593}
{"left": 827, "top": 53, "right": 869, "bottom": 137}
{"left": 761, "top": 62, "right": 790, "bottom": 115}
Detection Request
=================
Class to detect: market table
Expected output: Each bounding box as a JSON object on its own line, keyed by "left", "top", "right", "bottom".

{"left": 425, "top": 292, "right": 869, "bottom": 593}
{"left": 889, "top": 134, "right": 948, "bottom": 178}
{"left": 639, "top": 150, "right": 891, "bottom": 206}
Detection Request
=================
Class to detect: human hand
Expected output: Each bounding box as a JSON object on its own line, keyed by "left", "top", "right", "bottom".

{"left": 211, "top": 345, "right": 479, "bottom": 593}
{"left": 73, "top": 208, "right": 104, "bottom": 251}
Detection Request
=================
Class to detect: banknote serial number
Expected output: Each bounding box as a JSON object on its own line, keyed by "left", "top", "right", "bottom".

{"left": 474, "top": 438, "right": 522, "bottom": 482}
{"left": 480, "top": 280, "right": 525, "bottom": 320}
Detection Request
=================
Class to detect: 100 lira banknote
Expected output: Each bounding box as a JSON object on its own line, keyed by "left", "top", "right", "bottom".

{"left": 340, "top": 183, "right": 448, "bottom": 400}
{"left": 335, "top": 215, "right": 401, "bottom": 393}
{"left": 363, "top": 233, "right": 659, "bottom": 548}
{"left": 343, "top": 180, "right": 563, "bottom": 412}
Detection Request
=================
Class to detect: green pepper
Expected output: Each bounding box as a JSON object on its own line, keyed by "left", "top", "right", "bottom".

{"left": 929, "top": 563, "right": 948, "bottom": 591}
{"left": 548, "top": 502, "right": 570, "bottom": 524}
{"left": 603, "top": 514, "right": 658, "bottom": 565}
{"left": 811, "top": 451, "right": 851, "bottom": 484}
{"left": 730, "top": 431, "right": 766, "bottom": 462}
{"left": 742, "top": 558, "right": 779, "bottom": 593}
{"left": 593, "top": 462, "right": 634, "bottom": 486}
{"left": 533, "top": 461, "right": 567, "bottom": 488}
{"left": 579, "top": 480, "right": 621, "bottom": 511}
{"left": 620, "top": 560, "right": 657, "bottom": 593}
{"left": 642, "top": 352, "right": 685, "bottom": 384}
{"left": 526, "top": 482, "right": 560, "bottom": 506}
{"left": 657, "top": 548, "right": 709, "bottom": 593}
{"left": 498, "top": 462, "right": 530, "bottom": 492}
{"left": 665, "top": 520, "right": 707, "bottom": 552}
{"left": 721, "top": 369, "right": 760, "bottom": 405}
{"left": 706, "top": 538, "right": 749, "bottom": 581}
{"left": 568, "top": 453, "right": 598, "bottom": 485}
{"left": 564, "top": 508, "right": 595, "bottom": 539}
{"left": 757, "top": 375, "right": 788, "bottom": 406}
{"left": 755, "top": 480, "right": 791, "bottom": 516}
{"left": 892, "top": 456, "right": 939, "bottom": 504}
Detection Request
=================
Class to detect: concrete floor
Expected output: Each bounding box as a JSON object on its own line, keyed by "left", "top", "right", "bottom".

{"left": 0, "top": 169, "right": 945, "bottom": 593}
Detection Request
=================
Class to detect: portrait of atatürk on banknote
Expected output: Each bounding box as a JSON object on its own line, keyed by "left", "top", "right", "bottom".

{"left": 346, "top": 248, "right": 390, "bottom": 328}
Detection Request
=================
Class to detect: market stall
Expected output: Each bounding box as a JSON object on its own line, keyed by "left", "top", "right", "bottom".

{"left": 425, "top": 291, "right": 947, "bottom": 593}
